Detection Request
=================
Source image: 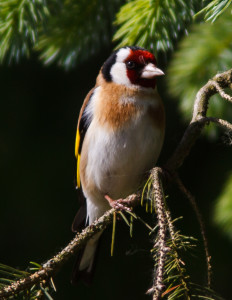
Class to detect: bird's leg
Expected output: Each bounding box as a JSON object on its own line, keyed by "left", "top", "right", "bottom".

{"left": 105, "top": 194, "right": 138, "bottom": 211}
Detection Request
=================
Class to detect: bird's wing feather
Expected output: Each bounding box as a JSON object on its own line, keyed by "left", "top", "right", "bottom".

{"left": 75, "top": 88, "right": 95, "bottom": 188}
{"left": 72, "top": 87, "right": 95, "bottom": 233}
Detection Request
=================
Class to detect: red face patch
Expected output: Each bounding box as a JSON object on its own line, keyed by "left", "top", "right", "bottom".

{"left": 127, "top": 50, "right": 156, "bottom": 65}
{"left": 125, "top": 49, "right": 157, "bottom": 88}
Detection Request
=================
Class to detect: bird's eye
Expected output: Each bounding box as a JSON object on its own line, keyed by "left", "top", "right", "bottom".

{"left": 126, "top": 61, "right": 136, "bottom": 69}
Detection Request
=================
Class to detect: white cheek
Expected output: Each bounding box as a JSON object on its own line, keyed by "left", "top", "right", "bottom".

{"left": 116, "top": 47, "right": 131, "bottom": 62}
{"left": 110, "top": 47, "right": 132, "bottom": 86}
{"left": 110, "top": 62, "right": 131, "bottom": 86}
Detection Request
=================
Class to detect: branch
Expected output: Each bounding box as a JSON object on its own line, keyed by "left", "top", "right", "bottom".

{"left": 151, "top": 168, "right": 167, "bottom": 299}
{"left": 148, "top": 69, "right": 232, "bottom": 298}
{"left": 0, "top": 208, "right": 115, "bottom": 299}
{"left": 203, "top": 117, "right": 232, "bottom": 131}
{"left": 174, "top": 174, "right": 212, "bottom": 287}
{"left": 166, "top": 68, "right": 232, "bottom": 171}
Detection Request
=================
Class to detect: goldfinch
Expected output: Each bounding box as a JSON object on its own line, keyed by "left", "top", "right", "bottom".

{"left": 71, "top": 46, "right": 165, "bottom": 284}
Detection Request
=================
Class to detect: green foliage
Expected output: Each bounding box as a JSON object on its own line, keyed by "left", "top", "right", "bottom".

{"left": 0, "top": 0, "right": 231, "bottom": 70}
{"left": 0, "top": 263, "right": 29, "bottom": 285}
{"left": 153, "top": 226, "right": 197, "bottom": 299}
{"left": 141, "top": 175, "right": 223, "bottom": 300}
{"left": 0, "top": 262, "right": 55, "bottom": 299}
{"left": 152, "top": 218, "right": 223, "bottom": 299}
{"left": 113, "top": 0, "right": 199, "bottom": 53}
{"left": 2, "top": 0, "right": 230, "bottom": 69}
{"left": 0, "top": 0, "right": 50, "bottom": 63}
{"left": 167, "top": 11, "right": 232, "bottom": 137}
{"left": 0, "top": 0, "right": 123, "bottom": 68}
{"left": 214, "top": 173, "right": 232, "bottom": 240}
{"left": 37, "top": 0, "right": 123, "bottom": 68}
{"left": 196, "top": 0, "right": 232, "bottom": 22}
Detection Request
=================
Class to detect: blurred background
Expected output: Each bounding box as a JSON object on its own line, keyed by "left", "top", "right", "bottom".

{"left": 1, "top": 0, "right": 232, "bottom": 299}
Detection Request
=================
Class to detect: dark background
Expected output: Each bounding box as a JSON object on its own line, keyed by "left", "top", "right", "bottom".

{"left": 1, "top": 50, "right": 232, "bottom": 299}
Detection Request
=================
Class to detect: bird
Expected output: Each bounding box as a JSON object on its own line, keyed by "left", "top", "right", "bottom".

{"left": 71, "top": 46, "right": 165, "bottom": 284}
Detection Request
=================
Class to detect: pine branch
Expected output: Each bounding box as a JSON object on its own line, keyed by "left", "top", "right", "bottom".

{"left": 0, "top": 0, "right": 123, "bottom": 67}
{"left": 0, "top": 0, "right": 50, "bottom": 63}
{"left": 146, "top": 169, "right": 221, "bottom": 299}
{"left": 195, "top": 0, "right": 232, "bottom": 22}
{"left": 151, "top": 168, "right": 167, "bottom": 299}
{"left": 174, "top": 175, "right": 212, "bottom": 287}
{"left": 0, "top": 208, "right": 115, "bottom": 299}
{"left": 37, "top": 0, "right": 123, "bottom": 68}
{"left": 113, "top": 0, "right": 199, "bottom": 53}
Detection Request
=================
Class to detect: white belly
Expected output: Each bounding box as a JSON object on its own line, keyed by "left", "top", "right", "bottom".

{"left": 81, "top": 114, "right": 163, "bottom": 208}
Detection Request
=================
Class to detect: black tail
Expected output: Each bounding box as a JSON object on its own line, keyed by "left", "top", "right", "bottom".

{"left": 71, "top": 241, "right": 100, "bottom": 285}
{"left": 71, "top": 190, "right": 101, "bottom": 285}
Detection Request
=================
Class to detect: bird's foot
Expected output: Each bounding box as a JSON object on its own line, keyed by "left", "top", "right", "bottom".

{"left": 105, "top": 194, "right": 138, "bottom": 211}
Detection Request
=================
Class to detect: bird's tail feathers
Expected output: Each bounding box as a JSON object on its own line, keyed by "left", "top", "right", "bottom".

{"left": 71, "top": 231, "right": 102, "bottom": 285}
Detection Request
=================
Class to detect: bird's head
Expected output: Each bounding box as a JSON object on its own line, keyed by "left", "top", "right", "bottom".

{"left": 101, "top": 46, "right": 164, "bottom": 89}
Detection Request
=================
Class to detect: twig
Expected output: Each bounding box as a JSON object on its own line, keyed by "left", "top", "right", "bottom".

{"left": 192, "top": 69, "right": 232, "bottom": 122}
{"left": 203, "top": 117, "right": 232, "bottom": 131}
{"left": 165, "top": 209, "right": 191, "bottom": 299}
{"left": 151, "top": 168, "right": 167, "bottom": 300}
{"left": 209, "top": 80, "right": 232, "bottom": 104}
{"left": 167, "top": 69, "right": 232, "bottom": 171}
{"left": 174, "top": 174, "right": 212, "bottom": 288}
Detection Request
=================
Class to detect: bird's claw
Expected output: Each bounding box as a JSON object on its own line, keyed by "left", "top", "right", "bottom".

{"left": 105, "top": 195, "right": 132, "bottom": 212}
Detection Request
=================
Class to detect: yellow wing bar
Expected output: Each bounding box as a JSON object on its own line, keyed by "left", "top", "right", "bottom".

{"left": 76, "top": 154, "right": 81, "bottom": 188}
{"left": 75, "top": 130, "right": 80, "bottom": 158}
{"left": 75, "top": 130, "right": 81, "bottom": 188}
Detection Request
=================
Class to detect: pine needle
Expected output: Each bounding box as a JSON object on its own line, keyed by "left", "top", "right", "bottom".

{"left": 118, "top": 211, "right": 130, "bottom": 227}
{"left": 111, "top": 211, "right": 117, "bottom": 256}
{"left": 130, "top": 215, "right": 133, "bottom": 237}
{"left": 50, "top": 277, "right": 56, "bottom": 292}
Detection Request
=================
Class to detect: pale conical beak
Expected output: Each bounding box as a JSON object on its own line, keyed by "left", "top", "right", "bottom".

{"left": 141, "top": 63, "right": 164, "bottom": 79}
